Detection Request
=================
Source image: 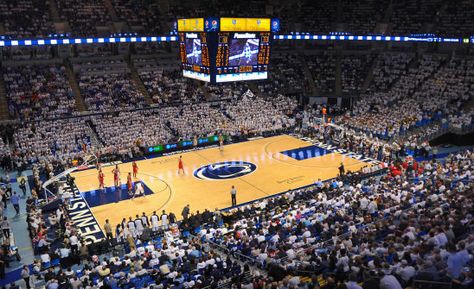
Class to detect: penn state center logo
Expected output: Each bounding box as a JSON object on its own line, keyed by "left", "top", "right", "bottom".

{"left": 194, "top": 161, "right": 257, "bottom": 180}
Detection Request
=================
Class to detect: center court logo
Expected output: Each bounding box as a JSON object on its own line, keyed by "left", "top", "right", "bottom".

{"left": 194, "top": 161, "right": 257, "bottom": 180}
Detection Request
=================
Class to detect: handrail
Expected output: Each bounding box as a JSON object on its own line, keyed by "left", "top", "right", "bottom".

{"left": 412, "top": 279, "right": 452, "bottom": 289}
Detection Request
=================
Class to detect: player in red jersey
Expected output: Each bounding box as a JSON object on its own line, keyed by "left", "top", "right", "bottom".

{"left": 113, "top": 165, "right": 120, "bottom": 188}
{"left": 126, "top": 172, "right": 133, "bottom": 197}
{"left": 98, "top": 169, "right": 105, "bottom": 191}
{"left": 132, "top": 161, "right": 138, "bottom": 178}
{"left": 178, "top": 156, "right": 184, "bottom": 175}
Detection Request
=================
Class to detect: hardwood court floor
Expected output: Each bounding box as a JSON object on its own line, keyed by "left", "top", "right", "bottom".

{"left": 71, "top": 135, "right": 371, "bottom": 228}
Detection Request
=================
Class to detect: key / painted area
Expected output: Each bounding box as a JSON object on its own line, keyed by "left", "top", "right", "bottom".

{"left": 81, "top": 181, "right": 154, "bottom": 208}
{"left": 280, "top": 145, "right": 330, "bottom": 160}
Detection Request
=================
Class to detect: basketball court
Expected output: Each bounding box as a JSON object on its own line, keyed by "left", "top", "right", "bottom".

{"left": 71, "top": 135, "right": 373, "bottom": 229}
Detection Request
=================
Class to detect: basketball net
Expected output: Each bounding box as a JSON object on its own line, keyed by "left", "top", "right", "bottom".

{"left": 42, "top": 149, "right": 99, "bottom": 203}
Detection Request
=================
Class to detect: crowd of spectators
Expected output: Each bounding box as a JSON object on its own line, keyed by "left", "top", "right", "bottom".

{"left": 296, "top": 0, "right": 336, "bottom": 34}
{"left": 306, "top": 52, "right": 336, "bottom": 93}
{"left": 90, "top": 110, "right": 173, "bottom": 156}
{"left": 79, "top": 73, "right": 147, "bottom": 112}
{"left": 256, "top": 54, "right": 306, "bottom": 96}
{"left": 139, "top": 70, "right": 204, "bottom": 104}
{"left": 159, "top": 103, "right": 231, "bottom": 141}
{"left": 27, "top": 197, "right": 254, "bottom": 289}
{"left": 435, "top": 0, "right": 474, "bottom": 37}
{"left": 340, "top": 0, "right": 387, "bottom": 35}
{"left": 19, "top": 135, "right": 472, "bottom": 288}
{"left": 2, "top": 0, "right": 474, "bottom": 39}
{"left": 12, "top": 119, "right": 90, "bottom": 166}
{"left": 56, "top": 0, "right": 111, "bottom": 37}
{"left": 390, "top": 0, "right": 443, "bottom": 36}
{"left": 204, "top": 149, "right": 473, "bottom": 285}
{"left": 3, "top": 64, "right": 77, "bottom": 120}
{"left": 225, "top": 94, "right": 298, "bottom": 135}
{"left": 0, "top": 0, "right": 54, "bottom": 39}
{"left": 339, "top": 54, "right": 446, "bottom": 139}
{"left": 112, "top": 0, "right": 163, "bottom": 35}
{"left": 341, "top": 54, "right": 374, "bottom": 94}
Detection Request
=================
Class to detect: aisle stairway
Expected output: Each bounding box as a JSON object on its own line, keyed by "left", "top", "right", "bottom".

{"left": 126, "top": 58, "right": 154, "bottom": 105}
{"left": 360, "top": 51, "right": 380, "bottom": 93}
{"left": 335, "top": 49, "right": 342, "bottom": 96}
{"left": 64, "top": 62, "right": 87, "bottom": 112}
{"left": 48, "top": 0, "right": 61, "bottom": 22}
{"left": 103, "top": 0, "right": 120, "bottom": 22}
{"left": 297, "top": 53, "right": 316, "bottom": 96}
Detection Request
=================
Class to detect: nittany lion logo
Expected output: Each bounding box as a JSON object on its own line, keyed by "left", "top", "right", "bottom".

{"left": 194, "top": 161, "right": 257, "bottom": 180}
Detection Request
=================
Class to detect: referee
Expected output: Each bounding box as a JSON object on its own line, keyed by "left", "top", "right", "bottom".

{"left": 230, "top": 185, "right": 237, "bottom": 206}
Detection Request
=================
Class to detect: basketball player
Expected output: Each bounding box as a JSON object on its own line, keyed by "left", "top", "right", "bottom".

{"left": 127, "top": 217, "right": 137, "bottom": 238}
{"left": 218, "top": 134, "right": 224, "bottom": 152}
{"left": 178, "top": 156, "right": 184, "bottom": 175}
{"left": 230, "top": 185, "right": 237, "bottom": 206}
{"left": 150, "top": 211, "right": 160, "bottom": 232}
{"left": 161, "top": 210, "right": 169, "bottom": 230}
{"left": 113, "top": 165, "right": 120, "bottom": 188}
{"left": 132, "top": 161, "right": 138, "bottom": 178}
{"left": 134, "top": 214, "right": 144, "bottom": 237}
{"left": 98, "top": 169, "right": 105, "bottom": 191}
{"left": 126, "top": 173, "right": 133, "bottom": 197}
{"left": 134, "top": 182, "right": 144, "bottom": 198}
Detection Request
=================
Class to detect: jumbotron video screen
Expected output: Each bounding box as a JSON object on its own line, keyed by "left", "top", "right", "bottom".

{"left": 177, "top": 17, "right": 279, "bottom": 83}
{"left": 228, "top": 38, "right": 260, "bottom": 66}
{"left": 185, "top": 38, "right": 202, "bottom": 65}
{"left": 179, "top": 32, "right": 210, "bottom": 82}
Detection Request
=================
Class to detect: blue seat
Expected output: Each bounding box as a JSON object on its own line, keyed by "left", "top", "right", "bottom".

{"left": 42, "top": 261, "right": 51, "bottom": 269}
{"left": 51, "top": 258, "right": 60, "bottom": 266}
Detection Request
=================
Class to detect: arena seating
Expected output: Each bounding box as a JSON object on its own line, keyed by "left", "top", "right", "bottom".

{"left": 305, "top": 52, "right": 336, "bottom": 93}
{"left": 225, "top": 94, "right": 298, "bottom": 134}
{"left": 27, "top": 145, "right": 474, "bottom": 288}
{"left": 13, "top": 118, "right": 90, "bottom": 165}
{"left": 111, "top": 0, "right": 163, "bottom": 35}
{"left": 259, "top": 53, "right": 306, "bottom": 96}
{"left": 435, "top": 0, "right": 474, "bottom": 37}
{"left": 90, "top": 110, "right": 173, "bottom": 155}
{"left": 341, "top": 0, "right": 386, "bottom": 35}
{"left": 342, "top": 53, "right": 474, "bottom": 141}
{"left": 207, "top": 150, "right": 473, "bottom": 278}
{"left": 1, "top": 3, "right": 474, "bottom": 288}
{"left": 0, "top": 0, "right": 54, "bottom": 38}
{"left": 159, "top": 103, "right": 232, "bottom": 140}
{"left": 139, "top": 70, "right": 204, "bottom": 104}
{"left": 390, "top": 0, "right": 443, "bottom": 36}
{"left": 341, "top": 53, "right": 374, "bottom": 93}
{"left": 2, "top": 64, "right": 77, "bottom": 120}
{"left": 56, "top": 0, "right": 111, "bottom": 36}
{"left": 1, "top": 0, "right": 474, "bottom": 38}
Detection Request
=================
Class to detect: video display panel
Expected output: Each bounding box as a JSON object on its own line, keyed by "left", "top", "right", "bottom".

{"left": 228, "top": 38, "right": 260, "bottom": 66}
{"left": 185, "top": 38, "right": 202, "bottom": 65}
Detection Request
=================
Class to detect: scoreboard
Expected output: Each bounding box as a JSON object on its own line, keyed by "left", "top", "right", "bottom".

{"left": 178, "top": 32, "right": 210, "bottom": 81}
{"left": 178, "top": 17, "right": 280, "bottom": 83}
{"left": 215, "top": 32, "right": 271, "bottom": 82}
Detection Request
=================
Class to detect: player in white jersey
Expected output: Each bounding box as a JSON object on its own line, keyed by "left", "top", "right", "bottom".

{"left": 122, "top": 226, "right": 131, "bottom": 240}
{"left": 150, "top": 211, "right": 160, "bottom": 232}
{"left": 218, "top": 134, "right": 224, "bottom": 152}
{"left": 161, "top": 210, "right": 168, "bottom": 230}
{"left": 127, "top": 217, "right": 137, "bottom": 238}
{"left": 134, "top": 215, "right": 144, "bottom": 236}
{"left": 141, "top": 212, "right": 149, "bottom": 228}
